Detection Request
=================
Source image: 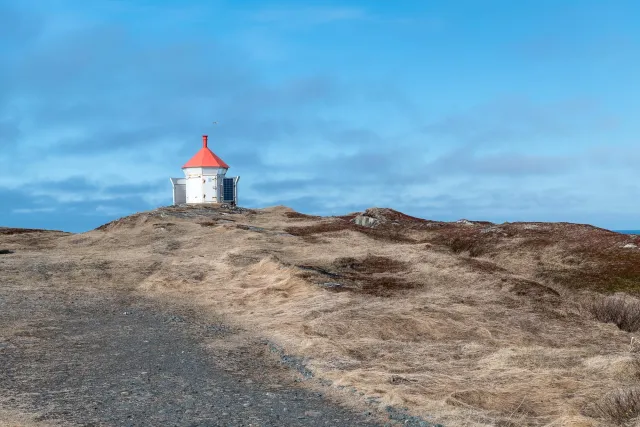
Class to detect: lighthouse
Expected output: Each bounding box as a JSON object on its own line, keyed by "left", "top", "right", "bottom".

{"left": 169, "top": 135, "right": 240, "bottom": 205}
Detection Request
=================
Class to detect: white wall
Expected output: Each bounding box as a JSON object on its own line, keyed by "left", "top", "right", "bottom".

{"left": 182, "top": 167, "right": 231, "bottom": 204}
{"left": 183, "top": 167, "right": 224, "bottom": 204}
{"left": 202, "top": 167, "right": 227, "bottom": 176}
{"left": 173, "top": 184, "right": 186, "bottom": 204}
{"left": 183, "top": 167, "right": 202, "bottom": 179}
{"left": 202, "top": 175, "right": 218, "bottom": 202}
{"left": 185, "top": 177, "right": 202, "bottom": 203}
{"left": 169, "top": 178, "right": 186, "bottom": 204}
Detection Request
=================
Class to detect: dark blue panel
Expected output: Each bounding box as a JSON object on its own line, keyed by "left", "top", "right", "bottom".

{"left": 223, "top": 178, "right": 234, "bottom": 202}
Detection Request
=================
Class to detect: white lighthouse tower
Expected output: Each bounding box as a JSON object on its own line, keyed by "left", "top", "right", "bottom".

{"left": 169, "top": 135, "right": 240, "bottom": 205}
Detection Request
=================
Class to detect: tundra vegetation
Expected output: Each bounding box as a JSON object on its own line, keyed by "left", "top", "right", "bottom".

{"left": 2, "top": 205, "right": 640, "bottom": 426}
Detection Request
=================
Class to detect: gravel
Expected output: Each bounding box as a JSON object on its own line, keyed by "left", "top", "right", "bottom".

{"left": 0, "top": 289, "right": 384, "bottom": 426}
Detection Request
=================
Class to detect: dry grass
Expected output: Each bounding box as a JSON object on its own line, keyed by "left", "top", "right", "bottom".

{"left": 0, "top": 227, "right": 64, "bottom": 235}
{"left": 333, "top": 255, "right": 407, "bottom": 273}
{"left": 587, "top": 294, "right": 640, "bottom": 332}
{"left": 3, "top": 205, "right": 640, "bottom": 426}
{"left": 449, "top": 237, "right": 489, "bottom": 257}
{"left": 295, "top": 254, "right": 417, "bottom": 297}
{"left": 284, "top": 211, "right": 321, "bottom": 220}
{"left": 285, "top": 220, "right": 351, "bottom": 236}
{"left": 585, "top": 387, "right": 640, "bottom": 425}
{"left": 284, "top": 217, "right": 417, "bottom": 243}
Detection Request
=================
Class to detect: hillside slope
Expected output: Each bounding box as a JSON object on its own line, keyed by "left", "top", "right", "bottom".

{"left": 3, "top": 205, "right": 640, "bottom": 426}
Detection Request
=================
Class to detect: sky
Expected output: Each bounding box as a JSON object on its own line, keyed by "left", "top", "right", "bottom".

{"left": 1, "top": 0, "right": 639, "bottom": 232}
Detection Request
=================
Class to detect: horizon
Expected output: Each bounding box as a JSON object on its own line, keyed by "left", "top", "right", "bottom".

{"left": 2, "top": 204, "right": 639, "bottom": 235}
{"left": 1, "top": 0, "right": 639, "bottom": 232}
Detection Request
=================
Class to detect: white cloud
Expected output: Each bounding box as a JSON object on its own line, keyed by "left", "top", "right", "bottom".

{"left": 12, "top": 207, "right": 56, "bottom": 214}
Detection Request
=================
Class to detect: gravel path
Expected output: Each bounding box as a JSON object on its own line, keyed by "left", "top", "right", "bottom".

{"left": 0, "top": 288, "right": 383, "bottom": 426}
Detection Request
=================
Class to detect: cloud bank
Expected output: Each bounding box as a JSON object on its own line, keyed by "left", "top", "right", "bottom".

{"left": 0, "top": 1, "right": 638, "bottom": 231}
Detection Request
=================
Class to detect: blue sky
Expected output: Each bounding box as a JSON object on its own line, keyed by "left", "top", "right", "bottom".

{"left": 1, "top": 0, "right": 639, "bottom": 232}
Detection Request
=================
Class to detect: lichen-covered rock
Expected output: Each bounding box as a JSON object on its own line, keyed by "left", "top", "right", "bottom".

{"left": 353, "top": 215, "right": 381, "bottom": 228}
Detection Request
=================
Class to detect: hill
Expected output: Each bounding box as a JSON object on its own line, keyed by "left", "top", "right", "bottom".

{"left": 3, "top": 204, "right": 640, "bottom": 426}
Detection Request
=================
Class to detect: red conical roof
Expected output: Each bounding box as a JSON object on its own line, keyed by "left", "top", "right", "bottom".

{"left": 182, "top": 135, "right": 230, "bottom": 169}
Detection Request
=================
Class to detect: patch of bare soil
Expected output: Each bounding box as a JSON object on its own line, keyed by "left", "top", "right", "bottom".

{"left": 4, "top": 204, "right": 640, "bottom": 426}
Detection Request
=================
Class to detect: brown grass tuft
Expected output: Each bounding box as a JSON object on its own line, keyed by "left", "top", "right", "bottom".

{"left": 0, "top": 227, "right": 65, "bottom": 235}
{"left": 449, "top": 237, "right": 490, "bottom": 257}
{"left": 510, "top": 279, "right": 560, "bottom": 300}
{"left": 586, "top": 387, "right": 640, "bottom": 425}
{"left": 284, "top": 220, "right": 416, "bottom": 243}
{"left": 446, "top": 390, "right": 538, "bottom": 417}
{"left": 284, "top": 211, "right": 320, "bottom": 219}
{"left": 332, "top": 255, "right": 407, "bottom": 274}
{"left": 358, "top": 276, "right": 421, "bottom": 296}
{"left": 285, "top": 220, "right": 351, "bottom": 236}
{"left": 461, "top": 257, "right": 508, "bottom": 274}
{"left": 588, "top": 293, "right": 640, "bottom": 332}
{"left": 519, "top": 237, "right": 554, "bottom": 249}
{"left": 295, "top": 255, "right": 416, "bottom": 297}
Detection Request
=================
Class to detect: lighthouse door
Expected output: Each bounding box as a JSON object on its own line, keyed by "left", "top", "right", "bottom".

{"left": 186, "top": 177, "right": 203, "bottom": 203}
{"left": 202, "top": 176, "right": 217, "bottom": 202}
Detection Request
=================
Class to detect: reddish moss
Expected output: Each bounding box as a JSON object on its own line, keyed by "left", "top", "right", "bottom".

{"left": 284, "top": 211, "right": 320, "bottom": 219}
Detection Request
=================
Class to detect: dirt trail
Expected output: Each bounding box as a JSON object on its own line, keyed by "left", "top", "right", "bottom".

{"left": 0, "top": 285, "right": 382, "bottom": 426}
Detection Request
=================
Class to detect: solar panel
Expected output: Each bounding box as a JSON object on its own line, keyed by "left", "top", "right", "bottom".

{"left": 223, "top": 178, "right": 234, "bottom": 202}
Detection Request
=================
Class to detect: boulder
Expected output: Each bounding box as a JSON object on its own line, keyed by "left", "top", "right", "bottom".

{"left": 353, "top": 215, "right": 380, "bottom": 228}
